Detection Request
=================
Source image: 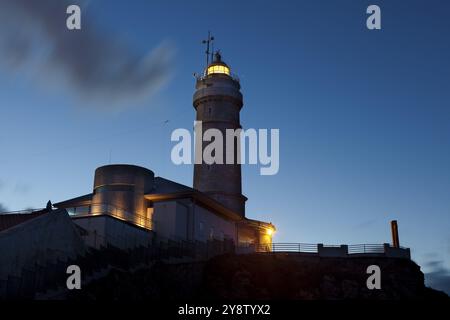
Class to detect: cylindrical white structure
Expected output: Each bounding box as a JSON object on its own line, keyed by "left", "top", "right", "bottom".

{"left": 91, "top": 164, "right": 155, "bottom": 227}
{"left": 193, "top": 53, "right": 247, "bottom": 216}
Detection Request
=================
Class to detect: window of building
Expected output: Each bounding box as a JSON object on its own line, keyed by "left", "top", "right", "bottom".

{"left": 94, "top": 184, "right": 134, "bottom": 193}
{"left": 75, "top": 206, "right": 89, "bottom": 215}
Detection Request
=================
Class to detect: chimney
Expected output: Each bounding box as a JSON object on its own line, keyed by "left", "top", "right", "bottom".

{"left": 391, "top": 220, "right": 400, "bottom": 248}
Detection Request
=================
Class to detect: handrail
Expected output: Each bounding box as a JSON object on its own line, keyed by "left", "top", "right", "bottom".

{"left": 69, "top": 203, "right": 153, "bottom": 230}
{"left": 196, "top": 71, "right": 240, "bottom": 83}
{"left": 0, "top": 208, "right": 45, "bottom": 215}
{"left": 348, "top": 244, "right": 385, "bottom": 254}
{"left": 249, "top": 242, "right": 409, "bottom": 256}
{"left": 255, "top": 243, "right": 318, "bottom": 253}
{"left": 0, "top": 204, "right": 153, "bottom": 230}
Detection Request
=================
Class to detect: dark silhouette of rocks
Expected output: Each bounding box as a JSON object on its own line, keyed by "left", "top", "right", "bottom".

{"left": 68, "top": 254, "right": 449, "bottom": 300}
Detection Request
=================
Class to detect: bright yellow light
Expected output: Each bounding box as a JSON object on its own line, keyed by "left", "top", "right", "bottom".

{"left": 266, "top": 228, "right": 274, "bottom": 236}
{"left": 207, "top": 64, "right": 230, "bottom": 76}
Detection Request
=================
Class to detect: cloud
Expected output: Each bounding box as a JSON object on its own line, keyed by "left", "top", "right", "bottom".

{"left": 0, "top": 181, "right": 6, "bottom": 212}
{"left": 424, "top": 260, "right": 450, "bottom": 295}
{"left": 0, "top": 0, "right": 174, "bottom": 108}
{"left": 0, "top": 203, "right": 8, "bottom": 213}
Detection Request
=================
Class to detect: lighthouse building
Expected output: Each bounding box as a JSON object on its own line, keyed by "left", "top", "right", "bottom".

{"left": 50, "top": 52, "right": 275, "bottom": 250}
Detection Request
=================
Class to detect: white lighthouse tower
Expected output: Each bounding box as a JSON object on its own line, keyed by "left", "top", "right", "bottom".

{"left": 193, "top": 49, "right": 247, "bottom": 217}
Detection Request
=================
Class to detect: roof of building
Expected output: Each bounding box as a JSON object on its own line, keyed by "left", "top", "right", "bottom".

{"left": 53, "top": 175, "right": 272, "bottom": 226}
{"left": 144, "top": 189, "right": 243, "bottom": 221}
{"left": 154, "top": 177, "right": 194, "bottom": 194}
{"left": 0, "top": 209, "right": 48, "bottom": 232}
{"left": 53, "top": 177, "right": 193, "bottom": 208}
{"left": 238, "top": 217, "right": 276, "bottom": 231}
{"left": 54, "top": 193, "right": 93, "bottom": 208}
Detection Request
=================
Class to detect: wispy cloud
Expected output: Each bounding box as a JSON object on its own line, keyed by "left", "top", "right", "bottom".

{"left": 424, "top": 259, "right": 450, "bottom": 295}
{"left": 0, "top": 180, "right": 6, "bottom": 212}
{"left": 0, "top": 203, "right": 8, "bottom": 213}
{"left": 0, "top": 0, "right": 174, "bottom": 109}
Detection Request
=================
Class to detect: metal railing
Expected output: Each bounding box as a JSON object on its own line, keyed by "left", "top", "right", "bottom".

{"left": 195, "top": 71, "right": 240, "bottom": 83}
{"left": 246, "top": 243, "right": 409, "bottom": 258}
{"left": 69, "top": 203, "right": 153, "bottom": 230}
{"left": 254, "top": 243, "right": 318, "bottom": 253}
{"left": 347, "top": 244, "right": 385, "bottom": 254}
{"left": 0, "top": 204, "right": 153, "bottom": 231}
{"left": 0, "top": 208, "right": 45, "bottom": 215}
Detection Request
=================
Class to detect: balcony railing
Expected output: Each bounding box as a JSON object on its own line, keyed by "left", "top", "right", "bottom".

{"left": 67, "top": 203, "right": 153, "bottom": 230}
{"left": 255, "top": 243, "right": 318, "bottom": 253}
{"left": 195, "top": 71, "right": 240, "bottom": 83}
{"left": 245, "top": 242, "right": 410, "bottom": 259}
{"left": 0, "top": 208, "right": 45, "bottom": 215}
{"left": 347, "top": 244, "right": 385, "bottom": 254}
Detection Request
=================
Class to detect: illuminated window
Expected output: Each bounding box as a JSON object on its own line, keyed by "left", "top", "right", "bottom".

{"left": 207, "top": 64, "right": 230, "bottom": 76}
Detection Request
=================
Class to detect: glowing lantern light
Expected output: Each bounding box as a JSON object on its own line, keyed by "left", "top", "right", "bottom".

{"left": 207, "top": 64, "right": 230, "bottom": 76}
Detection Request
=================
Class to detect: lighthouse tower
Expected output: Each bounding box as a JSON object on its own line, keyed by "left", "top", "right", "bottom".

{"left": 193, "top": 51, "right": 247, "bottom": 217}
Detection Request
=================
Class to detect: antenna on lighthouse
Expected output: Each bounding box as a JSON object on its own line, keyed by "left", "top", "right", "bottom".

{"left": 202, "top": 31, "right": 214, "bottom": 68}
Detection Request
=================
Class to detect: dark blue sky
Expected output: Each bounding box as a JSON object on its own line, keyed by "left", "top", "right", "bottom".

{"left": 0, "top": 0, "right": 449, "bottom": 292}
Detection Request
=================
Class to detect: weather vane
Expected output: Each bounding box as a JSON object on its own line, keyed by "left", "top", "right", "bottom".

{"left": 202, "top": 31, "right": 215, "bottom": 68}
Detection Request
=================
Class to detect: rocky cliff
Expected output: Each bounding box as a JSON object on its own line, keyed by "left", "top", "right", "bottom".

{"left": 69, "top": 253, "right": 448, "bottom": 300}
